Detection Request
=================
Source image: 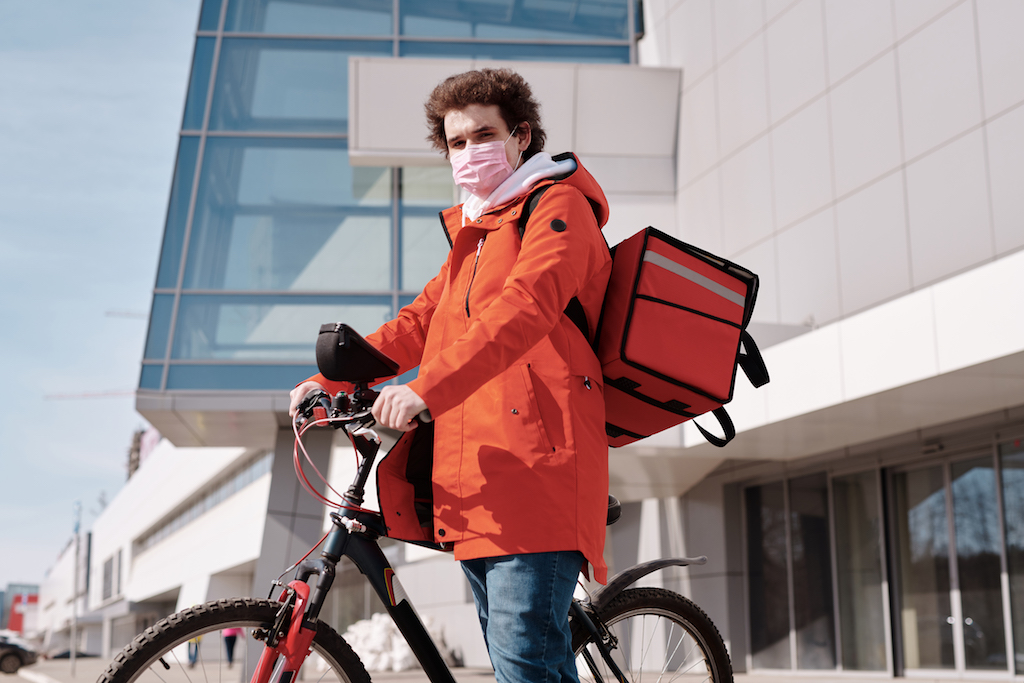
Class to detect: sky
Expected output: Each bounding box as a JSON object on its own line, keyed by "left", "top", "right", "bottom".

{"left": 0, "top": 1, "right": 201, "bottom": 590}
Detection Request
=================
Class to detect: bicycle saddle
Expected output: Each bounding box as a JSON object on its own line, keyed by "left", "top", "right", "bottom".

{"left": 316, "top": 323, "right": 399, "bottom": 383}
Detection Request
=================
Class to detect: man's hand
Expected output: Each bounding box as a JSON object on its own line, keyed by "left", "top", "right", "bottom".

{"left": 289, "top": 380, "right": 327, "bottom": 418}
{"left": 372, "top": 385, "right": 428, "bottom": 431}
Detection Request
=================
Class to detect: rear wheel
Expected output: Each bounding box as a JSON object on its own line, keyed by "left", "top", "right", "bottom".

{"left": 572, "top": 587, "right": 733, "bottom": 683}
{"left": 98, "top": 598, "right": 369, "bottom": 683}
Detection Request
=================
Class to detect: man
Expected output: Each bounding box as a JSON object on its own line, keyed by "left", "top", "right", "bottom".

{"left": 290, "top": 68, "right": 611, "bottom": 683}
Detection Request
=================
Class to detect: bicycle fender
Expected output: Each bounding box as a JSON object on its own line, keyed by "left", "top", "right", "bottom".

{"left": 589, "top": 556, "right": 707, "bottom": 611}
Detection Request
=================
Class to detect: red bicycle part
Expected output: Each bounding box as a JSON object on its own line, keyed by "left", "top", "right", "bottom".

{"left": 250, "top": 581, "right": 317, "bottom": 683}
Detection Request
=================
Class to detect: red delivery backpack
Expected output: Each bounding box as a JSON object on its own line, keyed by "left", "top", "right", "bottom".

{"left": 520, "top": 190, "right": 770, "bottom": 448}
{"left": 595, "top": 227, "right": 769, "bottom": 446}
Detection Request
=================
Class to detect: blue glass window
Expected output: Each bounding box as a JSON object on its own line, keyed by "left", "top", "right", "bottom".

{"left": 399, "top": 41, "right": 630, "bottom": 63}
{"left": 139, "top": 364, "right": 164, "bottom": 390}
{"left": 144, "top": 294, "right": 175, "bottom": 359}
{"left": 182, "top": 38, "right": 216, "bottom": 131}
{"left": 171, "top": 294, "right": 393, "bottom": 360}
{"left": 155, "top": 137, "right": 201, "bottom": 289}
{"left": 183, "top": 138, "right": 393, "bottom": 292}
{"left": 209, "top": 38, "right": 391, "bottom": 133}
{"left": 166, "top": 364, "right": 320, "bottom": 390}
{"left": 400, "top": 0, "right": 629, "bottom": 40}
{"left": 399, "top": 167, "right": 453, "bottom": 291}
{"left": 198, "top": 0, "right": 223, "bottom": 31}
{"left": 224, "top": 0, "right": 393, "bottom": 36}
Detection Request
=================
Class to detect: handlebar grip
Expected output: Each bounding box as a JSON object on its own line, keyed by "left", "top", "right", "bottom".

{"left": 416, "top": 409, "right": 433, "bottom": 424}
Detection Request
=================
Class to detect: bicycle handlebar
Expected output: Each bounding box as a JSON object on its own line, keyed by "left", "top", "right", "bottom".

{"left": 293, "top": 386, "right": 431, "bottom": 430}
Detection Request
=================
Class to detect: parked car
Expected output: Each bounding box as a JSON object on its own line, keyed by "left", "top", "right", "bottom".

{"left": 0, "top": 635, "right": 38, "bottom": 674}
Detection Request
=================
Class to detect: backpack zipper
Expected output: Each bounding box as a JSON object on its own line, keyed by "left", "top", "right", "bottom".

{"left": 465, "top": 236, "right": 485, "bottom": 317}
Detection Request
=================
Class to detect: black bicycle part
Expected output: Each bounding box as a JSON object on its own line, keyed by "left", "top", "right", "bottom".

{"left": 316, "top": 322, "right": 398, "bottom": 382}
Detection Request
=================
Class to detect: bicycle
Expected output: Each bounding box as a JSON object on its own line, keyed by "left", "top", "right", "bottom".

{"left": 99, "top": 325, "right": 733, "bottom": 683}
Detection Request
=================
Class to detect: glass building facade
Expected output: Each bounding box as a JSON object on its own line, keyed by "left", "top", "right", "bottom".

{"left": 744, "top": 433, "right": 1024, "bottom": 676}
{"left": 141, "top": 0, "right": 639, "bottom": 393}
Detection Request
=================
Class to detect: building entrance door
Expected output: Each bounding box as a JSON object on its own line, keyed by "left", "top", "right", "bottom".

{"left": 891, "top": 456, "right": 1010, "bottom": 675}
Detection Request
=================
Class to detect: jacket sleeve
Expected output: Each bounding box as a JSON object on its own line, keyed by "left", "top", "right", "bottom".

{"left": 406, "top": 184, "right": 608, "bottom": 418}
{"left": 304, "top": 256, "right": 450, "bottom": 396}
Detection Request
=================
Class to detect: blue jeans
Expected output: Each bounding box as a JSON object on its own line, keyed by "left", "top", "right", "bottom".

{"left": 461, "top": 551, "right": 582, "bottom": 683}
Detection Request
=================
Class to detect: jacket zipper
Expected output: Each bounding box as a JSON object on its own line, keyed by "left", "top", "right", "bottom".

{"left": 465, "top": 237, "right": 485, "bottom": 317}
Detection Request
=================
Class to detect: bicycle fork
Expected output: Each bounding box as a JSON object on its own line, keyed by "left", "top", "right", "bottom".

{"left": 250, "top": 581, "right": 317, "bottom": 683}
{"left": 246, "top": 512, "right": 456, "bottom": 683}
{"left": 571, "top": 601, "right": 629, "bottom": 683}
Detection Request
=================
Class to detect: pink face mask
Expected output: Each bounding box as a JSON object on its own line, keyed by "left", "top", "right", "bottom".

{"left": 450, "top": 128, "right": 521, "bottom": 199}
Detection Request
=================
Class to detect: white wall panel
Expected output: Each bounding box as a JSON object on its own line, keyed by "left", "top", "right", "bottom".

{"left": 576, "top": 66, "right": 681, "bottom": 157}
{"left": 577, "top": 155, "right": 676, "bottom": 194}
{"left": 765, "top": 0, "right": 798, "bottom": 22}
{"left": 505, "top": 62, "right": 577, "bottom": 153}
{"left": 716, "top": 36, "right": 769, "bottom": 156}
{"left": 679, "top": 170, "right": 724, "bottom": 255}
{"left": 603, "top": 193, "right": 678, "bottom": 246}
{"left": 835, "top": 172, "right": 911, "bottom": 314}
{"left": 733, "top": 238, "right": 779, "bottom": 324}
{"left": 896, "top": 2, "right": 983, "bottom": 160}
{"left": 829, "top": 52, "right": 903, "bottom": 197}
{"left": 892, "top": 0, "right": 962, "bottom": 41}
{"left": 719, "top": 136, "right": 774, "bottom": 254}
{"left": 840, "top": 289, "right": 938, "bottom": 401}
{"left": 777, "top": 210, "right": 841, "bottom": 326}
{"left": 987, "top": 104, "right": 1024, "bottom": 254}
{"left": 638, "top": 6, "right": 670, "bottom": 66}
{"left": 678, "top": 76, "right": 720, "bottom": 186}
{"left": 348, "top": 58, "right": 682, "bottom": 183}
{"left": 128, "top": 476, "right": 270, "bottom": 603}
{"left": 976, "top": 0, "right": 1024, "bottom": 117}
{"left": 823, "top": 0, "right": 895, "bottom": 84}
{"left": 714, "top": 0, "right": 766, "bottom": 58}
{"left": 933, "top": 249, "right": 1024, "bottom": 370}
{"left": 765, "top": 0, "right": 826, "bottom": 123}
{"left": 905, "top": 129, "right": 993, "bottom": 287}
{"left": 771, "top": 98, "right": 833, "bottom": 228}
{"left": 670, "top": 0, "right": 716, "bottom": 85}
{"left": 764, "top": 323, "right": 844, "bottom": 423}
{"left": 350, "top": 58, "right": 469, "bottom": 165}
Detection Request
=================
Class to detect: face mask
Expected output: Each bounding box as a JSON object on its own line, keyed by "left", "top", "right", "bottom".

{"left": 450, "top": 127, "right": 522, "bottom": 199}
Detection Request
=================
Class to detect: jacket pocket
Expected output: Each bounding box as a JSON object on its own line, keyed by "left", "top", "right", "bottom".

{"left": 519, "top": 363, "right": 558, "bottom": 455}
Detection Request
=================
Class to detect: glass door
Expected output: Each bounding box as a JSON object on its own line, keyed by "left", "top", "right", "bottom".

{"left": 891, "top": 457, "right": 1011, "bottom": 675}
{"left": 892, "top": 465, "right": 955, "bottom": 671}
{"left": 950, "top": 457, "right": 1008, "bottom": 670}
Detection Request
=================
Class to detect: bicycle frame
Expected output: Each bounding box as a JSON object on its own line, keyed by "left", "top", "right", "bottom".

{"left": 271, "top": 398, "right": 708, "bottom": 683}
{"left": 249, "top": 417, "right": 456, "bottom": 683}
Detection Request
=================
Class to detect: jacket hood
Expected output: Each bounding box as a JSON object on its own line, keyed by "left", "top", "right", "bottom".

{"left": 544, "top": 152, "right": 610, "bottom": 229}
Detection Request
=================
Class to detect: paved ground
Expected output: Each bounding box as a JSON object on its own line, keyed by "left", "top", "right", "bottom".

{"left": 15, "top": 658, "right": 498, "bottom": 683}
{"left": 16, "top": 656, "right": 1010, "bottom": 683}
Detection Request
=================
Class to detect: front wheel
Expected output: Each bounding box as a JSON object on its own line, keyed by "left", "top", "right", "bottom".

{"left": 572, "top": 587, "right": 733, "bottom": 683}
{"left": 99, "top": 598, "right": 369, "bottom": 683}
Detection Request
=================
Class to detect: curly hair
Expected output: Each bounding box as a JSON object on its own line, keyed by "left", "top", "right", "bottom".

{"left": 424, "top": 68, "right": 547, "bottom": 159}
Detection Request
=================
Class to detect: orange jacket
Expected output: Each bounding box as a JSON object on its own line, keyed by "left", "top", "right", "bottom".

{"left": 312, "top": 154, "right": 612, "bottom": 582}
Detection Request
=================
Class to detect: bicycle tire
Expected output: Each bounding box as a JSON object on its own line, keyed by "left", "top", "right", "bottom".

{"left": 98, "top": 598, "right": 370, "bottom": 683}
{"left": 572, "top": 587, "right": 733, "bottom": 683}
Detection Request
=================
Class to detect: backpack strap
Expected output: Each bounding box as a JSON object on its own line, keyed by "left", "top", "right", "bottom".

{"left": 695, "top": 407, "right": 736, "bottom": 448}
{"left": 518, "top": 185, "right": 593, "bottom": 348}
{"left": 737, "top": 330, "right": 770, "bottom": 388}
{"left": 694, "top": 332, "right": 769, "bottom": 447}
